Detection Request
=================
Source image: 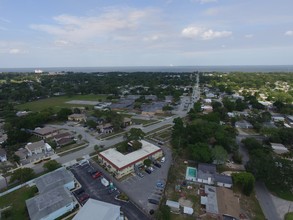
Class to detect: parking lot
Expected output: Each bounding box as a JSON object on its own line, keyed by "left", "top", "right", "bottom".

{"left": 118, "top": 146, "right": 172, "bottom": 214}
{"left": 69, "top": 163, "right": 149, "bottom": 220}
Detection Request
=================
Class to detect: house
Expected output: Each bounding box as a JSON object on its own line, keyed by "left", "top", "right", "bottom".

{"left": 122, "top": 118, "right": 132, "bottom": 127}
{"left": 0, "top": 133, "right": 7, "bottom": 144}
{"left": 141, "top": 102, "right": 166, "bottom": 116}
{"left": 285, "top": 115, "right": 293, "bottom": 127}
{"left": 34, "top": 167, "right": 75, "bottom": 193}
{"left": 97, "top": 123, "right": 114, "bottom": 134}
{"left": 25, "top": 140, "right": 52, "bottom": 156}
{"left": 0, "top": 148, "right": 7, "bottom": 162}
{"left": 73, "top": 198, "right": 122, "bottom": 220}
{"left": 110, "top": 99, "right": 134, "bottom": 110}
{"left": 33, "top": 127, "right": 60, "bottom": 139}
{"left": 201, "top": 185, "right": 240, "bottom": 219}
{"left": 272, "top": 115, "right": 285, "bottom": 122}
{"left": 26, "top": 186, "right": 76, "bottom": 220}
{"left": 235, "top": 120, "right": 253, "bottom": 129}
{"left": 68, "top": 114, "right": 86, "bottom": 122}
{"left": 214, "top": 174, "right": 233, "bottom": 188}
{"left": 98, "top": 140, "right": 163, "bottom": 179}
{"left": 53, "top": 132, "right": 73, "bottom": 142}
{"left": 14, "top": 148, "right": 29, "bottom": 161}
{"left": 166, "top": 200, "right": 180, "bottom": 213}
{"left": 26, "top": 167, "right": 76, "bottom": 220}
{"left": 197, "top": 163, "right": 217, "bottom": 185}
{"left": 270, "top": 143, "right": 289, "bottom": 155}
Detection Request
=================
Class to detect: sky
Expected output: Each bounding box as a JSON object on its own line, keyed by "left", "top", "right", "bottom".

{"left": 1, "top": 0, "right": 293, "bottom": 67}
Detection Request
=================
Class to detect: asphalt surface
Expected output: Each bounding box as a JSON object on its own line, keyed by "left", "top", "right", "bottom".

{"left": 70, "top": 163, "right": 150, "bottom": 220}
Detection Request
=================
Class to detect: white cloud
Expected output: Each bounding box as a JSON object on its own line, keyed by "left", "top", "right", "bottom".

{"left": 285, "top": 30, "right": 293, "bottom": 36}
{"left": 143, "top": 35, "right": 161, "bottom": 42}
{"left": 30, "top": 8, "right": 156, "bottom": 43}
{"left": 245, "top": 34, "right": 254, "bottom": 38}
{"left": 182, "top": 26, "right": 232, "bottom": 40}
{"left": 203, "top": 8, "right": 220, "bottom": 16}
{"left": 196, "top": 0, "right": 218, "bottom": 4}
{"left": 9, "top": 48, "right": 26, "bottom": 54}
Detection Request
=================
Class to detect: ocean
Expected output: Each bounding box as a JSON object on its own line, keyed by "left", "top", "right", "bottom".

{"left": 0, "top": 65, "right": 293, "bottom": 73}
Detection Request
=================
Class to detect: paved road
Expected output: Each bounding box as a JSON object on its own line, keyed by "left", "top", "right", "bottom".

{"left": 255, "top": 182, "right": 282, "bottom": 220}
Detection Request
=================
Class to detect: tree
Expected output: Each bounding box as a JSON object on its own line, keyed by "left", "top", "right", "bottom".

{"left": 212, "top": 145, "right": 228, "bottom": 165}
{"left": 57, "top": 108, "right": 72, "bottom": 121}
{"left": 124, "top": 128, "right": 145, "bottom": 141}
{"left": 143, "top": 159, "right": 152, "bottom": 167}
{"left": 189, "top": 143, "right": 212, "bottom": 163}
{"left": 43, "top": 160, "right": 61, "bottom": 172}
{"left": 232, "top": 172, "right": 255, "bottom": 196}
{"left": 10, "top": 168, "right": 35, "bottom": 184}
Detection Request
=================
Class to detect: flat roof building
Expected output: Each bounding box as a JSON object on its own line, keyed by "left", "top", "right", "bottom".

{"left": 73, "top": 198, "right": 122, "bottom": 220}
{"left": 98, "top": 140, "right": 163, "bottom": 179}
{"left": 26, "top": 186, "right": 75, "bottom": 220}
{"left": 270, "top": 143, "right": 289, "bottom": 155}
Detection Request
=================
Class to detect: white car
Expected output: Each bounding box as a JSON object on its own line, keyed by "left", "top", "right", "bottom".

{"left": 149, "top": 166, "right": 154, "bottom": 172}
{"left": 161, "top": 157, "right": 165, "bottom": 163}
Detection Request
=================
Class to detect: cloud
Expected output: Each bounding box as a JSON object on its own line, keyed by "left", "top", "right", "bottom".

{"left": 8, "top": 48, "right": 27, "bottom": 54}
{"left": 30, "top": 8, "right": 157, "bottom": 43}
{"left": 245, "top": 34, "right": 254, "bottom": 38}
{"left": 194, "top": 0, "right": 218, "bottom": 4}
{"left": 285, "top": 30, "right": 293, "bottom": 36}
{"left": 182, "top": 26, "right": 232, "bottom": 40}
{"left": 143, "top": 35, "right": 161, "bottom": 42}
{"left": 203, "top": 8, "right": 220, "bottom": 16}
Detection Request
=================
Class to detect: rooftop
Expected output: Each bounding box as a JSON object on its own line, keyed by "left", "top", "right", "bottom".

{"left": 214, "top": 174, "right": 233, "bottom": 184}
{"left": 34, "top": 127, "right": 59, "bottom": 136}
{"left": 35, "top": 167, "right": 74, "bottom": 193}
{"left": 216, "top": 187, "right": 240, "bottom": 218}
{"left": 26, "top": 140, "right": 45, "bottom": 151}
{"left": 73, "top": 198, "right": 121, "bottom": 220}
{"left": 198, "top": 163, "right": 217, "bottom": 180}
{"left": 99, "top": 140, "right": 162, "bottom": 170}
{"left": 26, "top": 186, "right": 74, "bottom": 220}
{"left": 270, "top": 143, "right": 289, "bottom": 154}
{"left": 204, "top": 185, "right": 218, "bottom": 214}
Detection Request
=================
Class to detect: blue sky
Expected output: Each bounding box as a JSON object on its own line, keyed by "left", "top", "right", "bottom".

{"left": 1, "top": 0, "right": 293, "bottom": 67}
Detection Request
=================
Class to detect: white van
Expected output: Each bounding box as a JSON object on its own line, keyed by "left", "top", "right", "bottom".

{"left": 161, "top": 157, "right": 165, "bottom": 163}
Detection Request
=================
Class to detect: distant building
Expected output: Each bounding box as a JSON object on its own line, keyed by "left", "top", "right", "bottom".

{"left": 270, "top": 143, "right": 289, "bottom": 155}
{"left": 14, "top": 148, "right": 29, "bottom": 162}
{"left": 73, "top": 198, "right": 122, "bottom": 220}
{"left": 98, "top": 140, "right": 163, "bottom": 179}
{"left": 68, "top": 114, "right": 86, "bottom": 122}
{"left": 197, "top": 163, "right": 217, "bottom": 185}
{"left": 33, "top": 127, "right": 60, "bottom": 139}
{"left": 235, "top": 120, "right": 253, "bottom": 129}
{"left": 122, "top": 117, "right": 132, "bottom": 127}
{"left": 0, "top": 148, "right": 7, "bottom": 162}
{"left": 25, "top": 140, "right": 52, "bottom": 156}
{"left": 166, "top": 200, "right": 180, "bottom": 213}
{"left": 97, "top": 123, "right": 114, "bottom": 134}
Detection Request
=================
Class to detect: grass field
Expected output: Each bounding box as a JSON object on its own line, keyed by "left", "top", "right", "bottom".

{"left": 0, "top": 186, "right": 37, "bottom": 220}
{"left": 285, "top": 212, "right": 293, "bottom": 220}
{"left": 266, "top": 183, "right": 293, "bottom": 201}
{"left": 15, "top": 94, "right": 107, "bottom": 112}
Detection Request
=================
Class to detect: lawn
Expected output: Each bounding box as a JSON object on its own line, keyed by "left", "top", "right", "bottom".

{"left": 285, "top": 212, "right": 293, "bottom": 220}
{"left": 266, "top": 183, "right": 293, "bottom": 201}
{"left": 15, "top": 94, "right": 107, "bottom": 112}
{"left": 0, "top": 186, "right": 38, "bottom": 220}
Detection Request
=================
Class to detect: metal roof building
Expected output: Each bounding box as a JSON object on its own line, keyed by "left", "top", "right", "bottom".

{"left": 73, "top": 198, "right": 121, "bottom": 220}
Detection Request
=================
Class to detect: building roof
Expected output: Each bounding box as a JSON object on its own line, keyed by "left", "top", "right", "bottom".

{"left": 235, "top": 120, "right": 253, "bottom": 128}
{"left": 198, "top": 163, "right": 217, "bottom": 180}
{"left": 99, "top": 140, "right": 162, "bottom": 170}
{"left": 15, "top": 148, "right": 29, "bottom": 159}
{"left": 270, "top": 143, "right": 289, "bottom": 154}
{"left": 34, "top": 127, "right": 59, "bottom": 136}
{"left": 26, "top": 186, "right": 74, "bottom": 220}
{"left": 166, "top": 200, "right": 180, "bottom": 209}
{"left": 204, "top": 185, "right": 218, "bottom": 214}
{"left": 26, "top": 140, "right": 45, "bottom": 151}
{"left": 214, "top": 174, "right": 233, "bottom": 185}
{"left": 35, "top": 167, "right": 74, "bottom": 193}
{"left": 53, "top": 132, "right": 72, "bottom": 140}
{"left": 68, "top": 113, "right": 86, "bottom": 119}
{"left": 216, "top": 187, "right": 240, "bottom": 218}
{"left": 57, "top": 137, "right": 74, "bottom": 146}
{"left": 73, "top": 198, "right": 121, "bottom": 220}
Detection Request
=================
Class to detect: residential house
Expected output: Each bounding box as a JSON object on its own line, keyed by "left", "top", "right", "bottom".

{"left": 235, "top": 120, "right": 253, "bottom": 129}
{"left": 166, "top": 200, "right": 180, "bottom": 213}
{"left": 270, "top": 143, "right": 289, "bottom": 155}
{"left": 14, "top": 148, "right": 29, "bottom": 161}
{"left": 285, "top": 115, "right": 293, "bottom": 128}
{"left": 122, "top": 118, "right": 132, "bottom": 127}
{"left": 73, "top": 198, "right": 122, "bottom": 220}
{"left": 272, "top": 115, "right": 285, "bottom": 122}
{"left": 141, "top": 102, "right": 166, "bottom": 116}
{"left": 68, "top": 114, "right": 86, "bottom": 122}
{"left": 0, "top": 148, "right": 7, "bottom": 162}
{"left": 53, "top": 132, "right": 74, "bottom": 146}
{"left": 110, "top": 99, "right": 134, "bottom": 111}
{"left": 25, "top": 140, "right": 52, "bottom": 156}
{"left": 197, "top": 163, "right": 217, "bottom": 185}
{"left": 97, "top": 123, "right": 114, "bottom": 134}
{"left": 214, "top": 174, "right": 233, "bottom": 188}
{"left": 33, "top": 127, "right": 60, "bottom": 139}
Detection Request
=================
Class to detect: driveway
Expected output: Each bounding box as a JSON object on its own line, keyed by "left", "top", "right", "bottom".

{"left": 255, "top": 182, "right": 293, "bottom": 220}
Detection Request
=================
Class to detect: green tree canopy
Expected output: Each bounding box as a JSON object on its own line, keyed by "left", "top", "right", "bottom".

{"left": 232, "top": 172, "right": 255, "bottom": 196}
{"left": 43, "top": 160, "right": 62, "bottom": 172}
{"left": 10, "top": 168, "right": 35, "bottom": 184}
{"left": 212, "top": 145, "right": 228, "bottom": 165}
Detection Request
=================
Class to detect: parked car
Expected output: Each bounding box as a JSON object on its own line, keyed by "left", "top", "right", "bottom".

{"left": 137, "top": 172, "right": 144, "bottom": 178}
{"left": 78, "top": 193, "right": 90, "bottom": 203}
{"left": 160, "top": 157, "right": 165, "bottom": 163}
{"left": 91, "top": 171, "right": 102, "bottom": 179}
{"left": 149, "top": 166, "right": 154, "bottom": 172}
{"left": 153, "top": 162, "right": 161, "bottom": 168}
{"left": 73, "top": 188, "right": 85, "bottom": 196}
{"left": 148, "top": 199, "right": 159, "bottom": 205}
{"left": 145, "top": 168, "right": 152, "bottom": 174}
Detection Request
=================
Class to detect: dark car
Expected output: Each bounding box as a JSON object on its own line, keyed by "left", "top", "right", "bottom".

{"left": 153, "top": 162, "right": 161, "bottom": 168}
{"left": 73, "top": 188, "right": 85, "bottom": 196}
{"left": 148, "top": 199, "right": 159, "bottom": 205}
{"left": 145, "top": 168, "right": 152, "bottom": 174}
